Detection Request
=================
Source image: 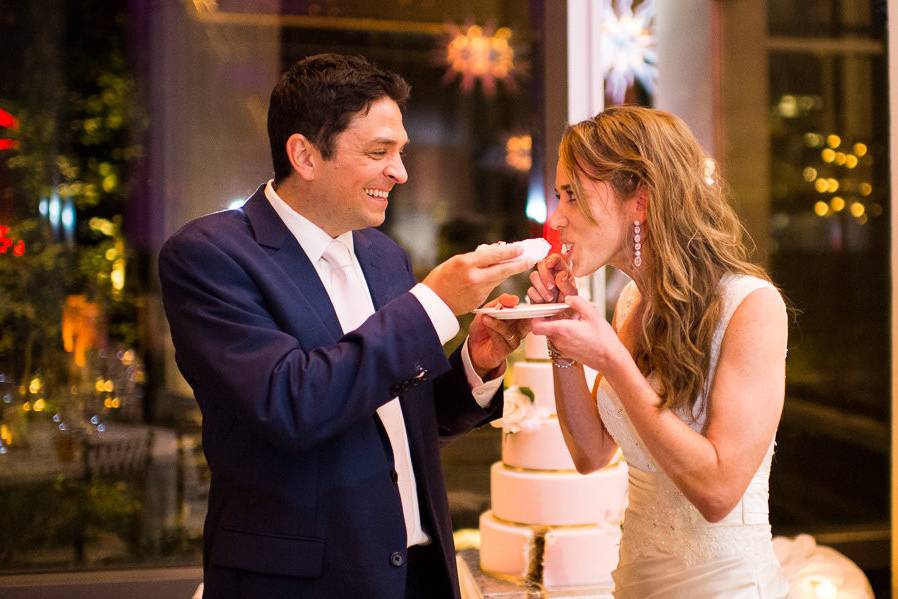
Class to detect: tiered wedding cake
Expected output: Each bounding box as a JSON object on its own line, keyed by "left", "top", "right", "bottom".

{"left": 479, "top": 333, "right": 628, "bottom": 590}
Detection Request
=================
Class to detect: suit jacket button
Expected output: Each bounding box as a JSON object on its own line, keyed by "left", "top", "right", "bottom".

{"left": 391, "top": 469, "right": 399, "bottom": 483}
{"left": 390, "top": 551, "right": 404, "bottom": 567}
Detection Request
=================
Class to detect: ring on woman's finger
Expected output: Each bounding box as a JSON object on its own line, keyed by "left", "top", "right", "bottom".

{"left": 504, "top": 334, "right": 518, "bottom": 344}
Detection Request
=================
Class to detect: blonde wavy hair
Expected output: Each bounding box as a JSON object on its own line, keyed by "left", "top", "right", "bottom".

{"left": 559, "top": 105, "right": 770, "bottom": 415}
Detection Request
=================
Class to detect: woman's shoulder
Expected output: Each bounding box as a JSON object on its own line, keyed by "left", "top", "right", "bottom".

{"left": 716, "top": 272, "right": 786, "bottom": 339}
{"left": 719, "top": 272, "right": 781, "bottom": 310}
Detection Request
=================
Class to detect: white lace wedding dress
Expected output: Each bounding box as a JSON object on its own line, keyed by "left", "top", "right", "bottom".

{"left": 596, "top": 274, "right": 790, "bottom": 598}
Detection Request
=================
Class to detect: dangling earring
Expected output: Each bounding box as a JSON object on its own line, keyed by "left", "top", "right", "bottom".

{"left": 633, "top": 221, "right": 642, "bottom": 268}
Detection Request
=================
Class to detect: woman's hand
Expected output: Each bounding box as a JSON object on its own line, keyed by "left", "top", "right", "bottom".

{"left": 531, "top": 296, "right": 630, "bottom": 372}
{"left": 527, "top": 253, "right": 577, "bottom": 304}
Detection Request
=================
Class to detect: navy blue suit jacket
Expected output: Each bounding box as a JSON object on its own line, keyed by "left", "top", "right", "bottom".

{"left": 159, "top": 186, "right": 503, "bottom": 598}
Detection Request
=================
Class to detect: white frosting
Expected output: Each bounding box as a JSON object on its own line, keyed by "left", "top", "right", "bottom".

{"left": 481, "top": 342, "right": 629, "bottom": 590}
{"left": 523, "top": 333, "right": 550, "bottom": 361}
{"left": 478, "top": 511, "right": 532, "bottom": 579}
{"left": 475, "top": 238, "right": 551, "bottom": 267}
{"left": 543, "top": 526, "right": 621, "bottom": 589}
{"left": 512, "top": 362, "right": 555, "bottom": 413}
{"left": 502, "top": 419, "right": 577, "bottom": 471}
{"left": 479, "top": 511, "right": 622, "bottom": 589}
{"left": 490, "top": 461, "right": 628, "bottom": 526}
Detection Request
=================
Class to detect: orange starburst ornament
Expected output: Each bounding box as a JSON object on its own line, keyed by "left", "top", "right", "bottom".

{"left": 443, "top": 24, "right": 516, "bottom": 95}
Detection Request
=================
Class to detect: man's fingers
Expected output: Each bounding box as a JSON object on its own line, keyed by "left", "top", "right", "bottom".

{"left": 469, "top": 244, "right": 524, "bottom": 266}
{"left": 478, "top": 258, "right": 532, "bottom": 283}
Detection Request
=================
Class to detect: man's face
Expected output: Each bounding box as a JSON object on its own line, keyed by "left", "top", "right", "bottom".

{"left": 311, "top": 97, "right": 409, "bottom": 236}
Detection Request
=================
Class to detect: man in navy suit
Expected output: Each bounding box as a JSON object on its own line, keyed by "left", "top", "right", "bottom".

{"left": 159, "top": 54, "right": 532, "bottom": 598}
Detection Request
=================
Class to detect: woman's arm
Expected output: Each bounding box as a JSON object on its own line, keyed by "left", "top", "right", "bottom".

{"left": 535, "top": 288, "right": 787, "bottom": 522}
{"left": 604, "top": 288, "right": 787, "bottom": 521}
{"left": 552, "top": 364, "right": 618, "bottom": 473}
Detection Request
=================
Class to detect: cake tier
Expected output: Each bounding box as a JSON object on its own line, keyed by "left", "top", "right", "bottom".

{"left": 513, "top": 362, "right": 555, "bottom": 412}
{"left": 502, "top": 418, "right": 576, "bottom": 471}
{"left": 479, "top": 511, "right": 621, "bottom": 589}
{"left": 478, "top": 511, "right": 532, "bottom": 579}
{"left": 490, "top": 460, "right": 628, "bottom": 526}
{"left": 524, "top": 333, "right": 550, "bottom": 361}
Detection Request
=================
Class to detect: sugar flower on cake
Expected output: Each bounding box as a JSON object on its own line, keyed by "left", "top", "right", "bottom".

{"left": 491, "top": 386, "right": 551, "bottom": 434}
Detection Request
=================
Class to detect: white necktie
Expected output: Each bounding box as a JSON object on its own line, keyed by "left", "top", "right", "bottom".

{"left": 320, "top": 239, "right": 424, "bottom": 547}
{"left": 321, "top": 239, "right": 369, "bottom": 332}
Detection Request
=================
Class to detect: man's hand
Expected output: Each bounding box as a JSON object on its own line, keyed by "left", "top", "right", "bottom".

{"left": 423, "top": 244, "right": 532, "bottom": 315}
{"left": 468, "top": 294, "right": 533, "bottom": 379}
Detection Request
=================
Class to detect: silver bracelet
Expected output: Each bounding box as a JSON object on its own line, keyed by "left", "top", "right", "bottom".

{"left": 547, "top": 340, "right": 576, "bottom": 368}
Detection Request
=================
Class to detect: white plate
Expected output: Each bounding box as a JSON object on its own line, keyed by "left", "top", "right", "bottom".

{"left": 472, "top": 303, "right": 570, "bottom": 320}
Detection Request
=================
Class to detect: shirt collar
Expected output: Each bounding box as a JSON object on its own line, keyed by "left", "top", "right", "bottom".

{"left": 264, "top": 179, "right": 354, "bottom": 263}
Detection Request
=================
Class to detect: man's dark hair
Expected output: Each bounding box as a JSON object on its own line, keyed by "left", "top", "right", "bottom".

{"left": 268, "top": 53, "right": 411, "bottom": 183}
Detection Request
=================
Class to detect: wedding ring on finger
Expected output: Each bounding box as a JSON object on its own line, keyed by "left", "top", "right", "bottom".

{"left": 504, "top": 334, "right": 518, "bottom": 345}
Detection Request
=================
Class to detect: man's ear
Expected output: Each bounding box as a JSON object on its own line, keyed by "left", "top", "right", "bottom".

{"left": 286, "top": 133, "right": 319, "bottom": 181}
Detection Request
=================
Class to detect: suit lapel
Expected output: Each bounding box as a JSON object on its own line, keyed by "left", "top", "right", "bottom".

{"left": 242, "top": 187, "right": 343, "bottom": 340}
{"left": 353, "top": 230, "right": 395, "bottom": 311}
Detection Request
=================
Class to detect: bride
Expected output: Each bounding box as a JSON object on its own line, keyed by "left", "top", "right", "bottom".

{"left": 528, "top": 105, "right": 790, "bottom": 598}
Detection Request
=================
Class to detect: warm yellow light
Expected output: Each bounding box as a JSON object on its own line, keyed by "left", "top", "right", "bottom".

{"left": 122, "top": 350, "right": 136, "bottom": 366}
{"left": 28, "top": 377, "right": 41, "bottom": 395}
{"left": 105, "top": 248, "right": 117, "bottom": 261}
{"left": 101, "top": 174, "right": 118, "bottom": 193}
{"left": 802, "top": 167, "right": 817, "bottom": 182}
{"left": 830, "top": 197, "right": 845, "bottom": 212}
{"left": 804, "top": 133, "right": 822, "bottom": 147}
{"left": 870, "top": 203, "right": 883, "bottom": 217}
{"left": 826, "top": 134, "right": 841, "bottom": 148}
{"left": 833, "top": 152, "right": 846, "bottom": 166}
{"left": 859, "top": 182, "right": 873, "bottom": 196}
{"left": 22, "top": 402, "right": 31, "bottom": 412}
{"left": 845, "top": 154, "right": 858, "bottom": 168}
{"left": 814, "top": 179, "right": 829, "bottom": 193}
{"left": 857, "top": 214, "right": 868, "bottom": 225}
{"left": 0, "top": 424, "right": 11, "bottom": 445}
{"left": 32, "top": 398, "right": 47, "bottom": 412}
{"left": 104, "top": 398, "right": 113, "bottom": 408}
{"left": 95, "top": 378, "right": 104, "bottom": 392}
{"left": 111, "top": 259, "right": 126, "bottom": 292}
{"left": 814, "top": 201, "right": 829, "bottom": 216}
{"left": 111, "top": 398, "right": 121, "bottom": 409}
{"left": 821, "top": 148, "right": 835, "bottom": 162}
{"left": 505, "top": 135, "right": 532, "bottom": 171}
{"left": 850, "top": 202, "right": 865, "bottom": 217}
{"left": 826, "top": 178, "right": 839, "bottom": 193}
{"left": 89, "top": 217, "right": 116, "bottom": 237}
{"left": 104, "top": 380, "right": 114, "bottom": 393}
{"left": 854, "top": 142, "right": 868, "bottom": 156}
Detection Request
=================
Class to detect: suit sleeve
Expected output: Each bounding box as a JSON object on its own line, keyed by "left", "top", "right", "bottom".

{"left": 159, "top": 228, "right": 452, "bottom": 454}
{"left": 431, "top": 347, "right": 504, "bottom": 445}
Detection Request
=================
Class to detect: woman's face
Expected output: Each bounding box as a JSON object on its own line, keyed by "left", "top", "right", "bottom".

{"left": 548, "top": 162, "right": 637, "bottom": 277}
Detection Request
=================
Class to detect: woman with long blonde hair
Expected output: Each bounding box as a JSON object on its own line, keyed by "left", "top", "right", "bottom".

{"left": 528, "top": 105, "right": 789, "bottom": 598}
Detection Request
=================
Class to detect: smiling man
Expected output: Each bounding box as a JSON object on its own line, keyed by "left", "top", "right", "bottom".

{"left": 159, "top": 54, "right": 532, "bottom": 599}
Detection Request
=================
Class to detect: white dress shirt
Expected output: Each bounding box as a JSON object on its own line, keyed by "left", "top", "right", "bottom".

{"left": 263, "top": 180, "right": 503, "bottom": 546}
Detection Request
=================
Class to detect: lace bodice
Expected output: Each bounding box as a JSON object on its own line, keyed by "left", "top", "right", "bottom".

{"left": 597, "top": 274, "right": 782, "bottom": 568}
